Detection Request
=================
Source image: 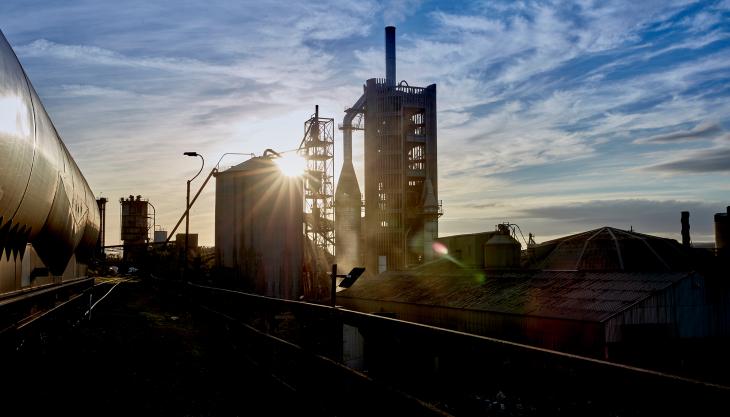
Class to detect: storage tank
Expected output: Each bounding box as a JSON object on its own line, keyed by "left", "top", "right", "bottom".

{"left": 154, "top": 230, "right": 168, "bottom": 243}
{"left": 1, "top": 29, "right": 99, "bottom": 288}
{"left": 715, "top": 206, "right": 730, "bottom": 252}
{"left": 215, "top": 156, "right": 303, "bottom": 299}
{"left": 484, "top": 227, "right": 521, "bottom": 269}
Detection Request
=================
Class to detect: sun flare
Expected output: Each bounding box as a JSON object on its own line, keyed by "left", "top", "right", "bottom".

{"left": 275, "top": 153, "right": 307, "bottom": 177}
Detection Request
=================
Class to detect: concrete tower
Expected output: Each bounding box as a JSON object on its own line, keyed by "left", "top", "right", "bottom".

{"left": 336, "top": 26, "right": 440, "bottom": 274}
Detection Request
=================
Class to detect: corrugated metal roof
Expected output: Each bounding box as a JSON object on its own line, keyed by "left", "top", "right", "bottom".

{"left": 339, "top": 259, "right": 690, "bottom": 323}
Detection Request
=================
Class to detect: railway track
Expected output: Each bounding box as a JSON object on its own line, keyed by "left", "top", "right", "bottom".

{"left": 0, "top": 276, "right": 132, "bottom": 351}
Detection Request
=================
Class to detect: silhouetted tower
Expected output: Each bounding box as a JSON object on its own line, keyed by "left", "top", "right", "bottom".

{"left": 300, "top": 105, "right": 335, "bottom": 255}
{"left": 681, "top": 211, "right": 691, "bottom": 247}
{"left": 337, "top": 26, "right": 441, "bottom": 274}
{"left": 716, "top": 206, "right": 730, "bottom": 255}
{"left": 120, "top": 195, "right": 149, "bottom": 262}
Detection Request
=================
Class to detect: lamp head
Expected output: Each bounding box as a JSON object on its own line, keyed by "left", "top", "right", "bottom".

{"left": 183, "top": 152, "right": 199, "bottom": 157}
{"left": 338, "top": 267, "right": 365, "bottom": 288}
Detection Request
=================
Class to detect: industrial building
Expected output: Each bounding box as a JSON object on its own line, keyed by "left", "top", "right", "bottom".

{"left": 337, "top": 26, "right": 441, "bottom": 275}
{"left": 213, "top": 109, "right": 338, "bottom": 300}
{"left": 339, "top": 226, "right": 730, "bottom": 358}
{"left": 175, "top": 233, "right": 198, "bottom": 253}
{"left": 213, "top": 27, "right": 440, "bottom": 298}
{"left": 436, "top": 224, "right": 521, "bottom": 269}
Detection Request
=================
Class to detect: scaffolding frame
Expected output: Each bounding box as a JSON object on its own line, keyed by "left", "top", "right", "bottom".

{"left": 299, "top": 106, "right": 335, "bottom": 255}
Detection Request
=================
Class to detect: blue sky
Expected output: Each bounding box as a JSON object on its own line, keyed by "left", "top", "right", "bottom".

{"left": 1, "top": 0, "right": 729, "bottom": 246}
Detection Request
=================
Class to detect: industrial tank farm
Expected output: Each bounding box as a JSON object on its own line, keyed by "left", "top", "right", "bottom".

{"left": 0, "top": 30, "right": 99, "bottom": 293}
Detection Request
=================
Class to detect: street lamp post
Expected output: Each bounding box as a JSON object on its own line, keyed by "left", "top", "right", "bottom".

{"left": 163, "top": 151, "right": 256, "bottom": 249}
{"left": 183, "top": 151, "right": 204, "bottom": 279}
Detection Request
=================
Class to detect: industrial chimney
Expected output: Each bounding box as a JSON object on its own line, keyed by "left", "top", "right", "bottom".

{"left": 681, "top": 211, "right": 691, "bottom": 247}
{"left": 715, "top": 206, "right": 730, "bottom": 252}
{"left": 385, "top": 26, "right": 396, "bottom": 86}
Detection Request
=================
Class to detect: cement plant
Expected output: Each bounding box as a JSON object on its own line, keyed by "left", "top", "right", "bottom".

{"left": 2, "top": 18, "right": 730, "bottom": 417}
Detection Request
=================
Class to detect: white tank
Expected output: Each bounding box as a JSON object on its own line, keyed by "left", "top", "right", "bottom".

{"left": 1, "top": 30, "right": 99, "bottom": 292}
{"left": 154, "top": 230, "right": 168, "bottom": 243}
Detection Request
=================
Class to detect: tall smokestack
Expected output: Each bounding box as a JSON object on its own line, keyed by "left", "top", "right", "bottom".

{"left": 681, "top": 211, "right": 691, "bottom": 247}
{"left": 715, "top": 206, "right": 730, "bottom": 252}
{"left": 385, "top": 26, "right": 396, "bottom": 86}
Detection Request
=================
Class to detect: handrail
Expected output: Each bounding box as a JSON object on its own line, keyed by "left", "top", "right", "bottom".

{"left": 188, "top": 281, "right": 730, "bottom": 393}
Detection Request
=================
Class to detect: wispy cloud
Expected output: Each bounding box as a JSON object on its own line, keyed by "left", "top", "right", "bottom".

{"left": 645, "top": 147, "right": 730, "bottom": 173}
{"left": 635, "top": 122, "right": 725, "bottom": 143}
{"left": 1, "top": 0, "right": 728, "bottom": 245}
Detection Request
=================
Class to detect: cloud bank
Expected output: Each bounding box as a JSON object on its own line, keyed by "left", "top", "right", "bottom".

{"left": 1, "top": 0, "right": 728, "bottom": 245}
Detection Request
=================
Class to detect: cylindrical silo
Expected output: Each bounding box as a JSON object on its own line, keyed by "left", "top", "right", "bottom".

{"left": 485, "top": 232, "right": 521, "bottom": 269}
{"left": 215, "top": 156, "right": 303, "bottom": 299}
{"left": 1, "top": 29, "right": 99, "bottom": 284}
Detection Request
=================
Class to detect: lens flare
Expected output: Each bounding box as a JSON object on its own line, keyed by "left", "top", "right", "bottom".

{"left": 432, "top": 241, "right": 448, "bottom": 256}
{"left": 275, "top": 153, "right": 307, "bottom": 177}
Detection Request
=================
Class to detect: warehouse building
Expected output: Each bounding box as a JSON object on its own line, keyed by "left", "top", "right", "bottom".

{"left": 339, "top": 226, "right": 730, "bottom": 358}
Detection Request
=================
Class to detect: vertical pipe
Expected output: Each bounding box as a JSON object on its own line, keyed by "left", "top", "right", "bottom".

{"left": 385, "top": 26, "right": 396, "bottom": 86}
{"left": 343, "top": 129, "right": 352, "bottom": 162}
{"left": 185, "top": 180, "right": 190, "bottom": 279}
{"left": 681, "top": 211, "right": 690, "bottom": 247}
